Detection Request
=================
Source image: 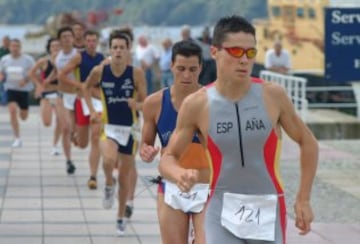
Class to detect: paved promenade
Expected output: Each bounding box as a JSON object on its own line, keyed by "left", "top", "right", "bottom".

{"left": 0, "top": 106, "right": 359, "bottom": 244}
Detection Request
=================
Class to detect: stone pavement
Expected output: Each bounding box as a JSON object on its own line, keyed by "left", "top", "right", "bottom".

{"left": 0, "top": 106, "right": 359, "bottom": 244}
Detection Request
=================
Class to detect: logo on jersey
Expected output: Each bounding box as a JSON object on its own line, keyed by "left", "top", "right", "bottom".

{"left": 102, "top": 82, "right": 115, "bottom": 89}
{"left": 108, "top": 96, "right": 128, "bottom": 104}
{"left": 104, "top": 89, "right": 113, "bottom": 96}
{"left": 216, "top": 122, "right": 233, "bottom": 134}
{"left": 244, "top": 105, "right": 258, "bottom": 111}
{"left": 161, "top": 130, "right": 173, "bottom": 142}
{"left": 125, "top": 89, "right": 131, "bottom": 97}
{"left": 245, "top": 118, "right": 266, "bottom": 131}
{"left": 121, "top": 78, "right": 134, "bottom": 90}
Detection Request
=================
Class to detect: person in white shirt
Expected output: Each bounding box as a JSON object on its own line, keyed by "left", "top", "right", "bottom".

{"left": 264, "top": 40, "right": 291, "bottom": 74}
{"left": 159, "top": 38, "right": 173, "bottom": 88}
{"left": 135, "top": 36, "right": 159, "bottom": 94}
{"left": 0, "top": 39, "right": 35, "bottom": 147}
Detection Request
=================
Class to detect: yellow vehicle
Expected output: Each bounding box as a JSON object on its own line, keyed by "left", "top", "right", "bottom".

{"left": 253, "top": 0, "right": 359, "bottom": 75}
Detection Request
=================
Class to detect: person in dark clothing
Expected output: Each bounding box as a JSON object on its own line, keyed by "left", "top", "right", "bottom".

{"left": 0, "top": 36, "right": 10, "bottom": 105}
{"left": 197, "top": 27, "right": 216, "bottom": 85}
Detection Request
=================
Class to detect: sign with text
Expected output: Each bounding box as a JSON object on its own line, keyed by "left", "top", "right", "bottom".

{"left": 325, "top": 8, "right": 360, "bottom": 82}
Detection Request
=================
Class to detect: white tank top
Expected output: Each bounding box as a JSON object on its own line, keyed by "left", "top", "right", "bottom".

{"left": 55, "top": 48, "right": 77, "bottom": 80}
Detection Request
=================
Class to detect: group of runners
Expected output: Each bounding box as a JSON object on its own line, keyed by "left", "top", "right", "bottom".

{"left": 0, "top": 15, "right": 318, "bottom": 243}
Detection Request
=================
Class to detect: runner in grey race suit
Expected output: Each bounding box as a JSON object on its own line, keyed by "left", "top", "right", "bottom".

{"left": 205, "top": 79, "right": 285, "bottom": 243}
{"left": 159, "top": 15, "right": 318, "bottom": 244}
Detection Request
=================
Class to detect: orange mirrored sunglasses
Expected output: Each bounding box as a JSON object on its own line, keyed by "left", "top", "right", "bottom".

{"left": 219, "top": 46, "right": 257, "bottom": 59}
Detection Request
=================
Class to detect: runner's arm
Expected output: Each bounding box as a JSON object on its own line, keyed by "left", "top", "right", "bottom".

{"left": 139, "top": 93, "right": 161, "bottom": 162}
{"left": 58, "top": 53, "right": 82, "bottom": 90}
{"left": 277, "top": 85, "right": 318, "bottom": 234}
{"left": 131, "top": 67, "right": 147, "bottom": 111}
{"left": 159, "top": 94, "right": 202, "bottom": 190}
{"left": 82, "top": 65, "right": 102, "bottom": 118}
{"left": 0, "top": 59, "right": 5, "bottom": 81}
{"left": 278, "top": 86, "right": 318, "bottom": 201}
{"left": 28, "top": 57, "right": 46, "bottom": 87}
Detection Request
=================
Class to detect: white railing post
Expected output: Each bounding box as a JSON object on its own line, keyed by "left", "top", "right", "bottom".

{"left": 260, "top": 70, "right": 308, "bottom": 120}
{"left": 351, "top": 81, "right": 360, "bottom": 118}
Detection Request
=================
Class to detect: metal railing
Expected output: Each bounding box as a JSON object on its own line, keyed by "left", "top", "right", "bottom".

{"left": 260, "top": 71, "right": 360, "bottom": 118}
{"left": 306, "top": 86, "right": 357, "bottom": 108}
{"left": 351, "top": 82, "right": 360, "bottom": 118}
{"left": 306, "top": 84, "right": 360, "bottom": 118}
{"left": 260, "top": 70, "right": 308, "bottom": 119}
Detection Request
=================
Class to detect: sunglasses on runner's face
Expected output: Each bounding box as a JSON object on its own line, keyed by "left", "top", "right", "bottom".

{"left": 219, "top": 46, "right": 257, "bottom": 59}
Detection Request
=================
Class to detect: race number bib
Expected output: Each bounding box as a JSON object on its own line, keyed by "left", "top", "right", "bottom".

{"left": 81, "top": 98, "right": 103, "bottom": 116}
{"left": 221, "top": 193, "right": 278, "bottom": 241}
{"left": 44, "top": 92, "right": 58, "bottom": 100}
{"left": 164, "top": 180, "right": 209, "bottom": 213}
{"left": 44, "top": 92, "right": 58, "bottom": 105}
{"left": 104, "top": 124, "right": 131, "bottom": 146}
{"left": 62, "top": 93, "right": 77, "bottom": 110}
{"left": 130, "top": 122, "right": 141, "bottom": 142}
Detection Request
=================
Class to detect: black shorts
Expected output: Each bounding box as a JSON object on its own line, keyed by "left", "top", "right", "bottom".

{"left": 114, "top": 135, "right": 137, "bottom": 155}
{"left": 6, "top": 90, "right": 29, "bottom": 110}
{"left": 102, "top": 134, "right": 138, "bottom": 155}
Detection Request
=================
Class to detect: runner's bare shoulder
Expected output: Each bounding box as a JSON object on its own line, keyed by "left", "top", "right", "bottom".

{"left": 180, "top": 87, "right": 208, "bottom": 117}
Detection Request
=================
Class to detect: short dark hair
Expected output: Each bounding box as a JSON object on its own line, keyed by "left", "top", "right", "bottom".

{"left": 84, "top": 29, "right": 99, "bottom": 38}
{"left": 109, "top": 33, "right": 129, "bottom": 48}
{"left": 57, "top": 26, "right": 74, "bottom": 39}
{"left": 171, "top": 40, "right": 202, "bottom": 65}
{"left": 10, "top": 38, "right": 21, "bottom": 44}
{"left": 72, "top": 21, "right": 86, "bottom": 29}
{"left": 111, "top": 27, "right": 134, "bottom": 43}
{"left": 46, "top": 37, "right": 58, "bottom": 54}
{"left": 212, "top": 15, "right": 256, "bottom": 46}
